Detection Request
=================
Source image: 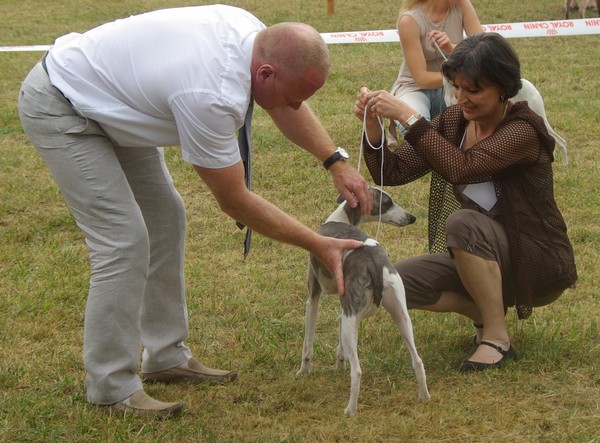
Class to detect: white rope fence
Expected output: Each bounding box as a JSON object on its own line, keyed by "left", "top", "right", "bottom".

{"left": 1, "top": 18, "right": 599, "bottom": 52}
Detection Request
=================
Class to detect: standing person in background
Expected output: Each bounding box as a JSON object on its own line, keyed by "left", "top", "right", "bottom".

{"left": 389, "top": 0, "right": 482, "bottom": 143}
{"left": 18, "top": 5, "right": 372, "bottom": 418}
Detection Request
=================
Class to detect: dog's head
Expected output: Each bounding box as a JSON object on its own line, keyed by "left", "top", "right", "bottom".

{"left": 337, "top": 186, "right": 416, "bottom": 227}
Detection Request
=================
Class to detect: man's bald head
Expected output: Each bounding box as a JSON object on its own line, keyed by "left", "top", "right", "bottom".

{"left": 254, "top": 22, "right": 330, "bottom": 81}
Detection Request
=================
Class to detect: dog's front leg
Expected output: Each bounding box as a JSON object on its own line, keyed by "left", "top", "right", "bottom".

{"left": 340, "top": 314, "right": 361, "bottom": 417}
{"left": 297, "top": 272, "right": 322, "bottom": 375}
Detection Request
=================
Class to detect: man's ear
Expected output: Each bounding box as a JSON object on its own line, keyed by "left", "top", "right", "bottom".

{"left": 257, "top": 64, "right": 275, "bottom": 82}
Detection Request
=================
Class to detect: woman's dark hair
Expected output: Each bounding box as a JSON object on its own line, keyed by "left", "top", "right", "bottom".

{"left": 442, "top": 32, "right": 522, "bottom": 99}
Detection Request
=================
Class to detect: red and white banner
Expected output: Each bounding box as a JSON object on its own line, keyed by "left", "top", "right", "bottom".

{"left": 321, "top": 18, "right": 600, "bottom": 44}
{"left": 1, "top": 18, "right": 599, "bottom": 52}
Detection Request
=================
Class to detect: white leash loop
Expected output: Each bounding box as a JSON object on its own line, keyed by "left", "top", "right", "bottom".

{"left": 359, "top": 103, "right": 386, "bottom": 240}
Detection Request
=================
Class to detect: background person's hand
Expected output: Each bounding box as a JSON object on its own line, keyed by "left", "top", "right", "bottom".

{"left": 429, "top": 30, "right": 454, "bottom": 54}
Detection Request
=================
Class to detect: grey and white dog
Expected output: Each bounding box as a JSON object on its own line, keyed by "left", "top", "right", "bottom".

{"left": 296, "top": 187, "right": 431, "bottom": 416}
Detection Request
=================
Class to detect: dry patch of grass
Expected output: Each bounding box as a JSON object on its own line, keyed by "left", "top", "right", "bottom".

{"left": 1, "top": 0, "right": 599, "bottom": 441}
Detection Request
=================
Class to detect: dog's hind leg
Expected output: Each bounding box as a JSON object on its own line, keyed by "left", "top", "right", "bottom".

{"left": 336, "top": 313, "right": 346, "bottom": 370}
{"left": 337, "top": 299, "right": 376, "bottom": 371}
{"left": 339, "top": 313, "right": 361, "bottom": 417}
{"left": 381, "top": 269, "right": 431, "bottom": 403}
{"left": 297, "top": 268, "right": 322, "bottom": 375}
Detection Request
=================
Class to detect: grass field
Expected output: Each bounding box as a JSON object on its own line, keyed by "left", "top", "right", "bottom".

{"left": 1, "top": 0, "right": 599, "bottom": 441}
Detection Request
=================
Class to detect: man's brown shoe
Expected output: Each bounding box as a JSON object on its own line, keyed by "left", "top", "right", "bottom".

{"left": 104, "top": 390, "right": 183, "bottom": 417}
{"left": 142, "top": 358, "right": 238, "bottom": 384}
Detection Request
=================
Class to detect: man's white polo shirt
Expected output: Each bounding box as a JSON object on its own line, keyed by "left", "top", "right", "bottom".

{"left": 45, "top": 5, "right": 265, "bottom": 169}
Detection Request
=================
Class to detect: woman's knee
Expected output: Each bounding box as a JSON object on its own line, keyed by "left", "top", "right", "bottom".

{"left": 395, "top": 91, "right": 432, "bottom": 120}
{"left": 395, "top": 254, "right": 464, "bottom": 309}
{"left": 445, "top": 209, "right": 478, "bottom": 236}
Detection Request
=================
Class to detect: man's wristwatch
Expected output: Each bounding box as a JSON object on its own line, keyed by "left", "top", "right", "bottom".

{"left": 323, "top": 147, "right": 349, "bottom": 170}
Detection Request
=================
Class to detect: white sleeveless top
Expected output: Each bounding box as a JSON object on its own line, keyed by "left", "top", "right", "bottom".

{"left": 391, "top": 3, "right": 464, "bottom": 96}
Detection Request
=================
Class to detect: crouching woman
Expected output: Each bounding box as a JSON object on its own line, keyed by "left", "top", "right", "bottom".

{"left": 353, "top": 32, "right": 577, "bottom": 371}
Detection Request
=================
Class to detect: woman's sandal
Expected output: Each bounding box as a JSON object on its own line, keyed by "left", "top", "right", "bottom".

{"left": 459, "top": 340, "right": 518, "bottom": 372}
{"left": 469, "top": 323, "right": 483, "bottom": 354}
{"left": 472, "top": 323, "right": 484, "bottom": 348}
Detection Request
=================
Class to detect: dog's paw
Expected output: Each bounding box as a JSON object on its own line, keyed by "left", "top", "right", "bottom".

{"left": 296, "top": 364, "right": 310, "bottom": 376}
{"left": 344, "top": 405, "right": 358, "bottom": 417}
{"left": 418, "top": 390, "right": 431, "bottom": 403}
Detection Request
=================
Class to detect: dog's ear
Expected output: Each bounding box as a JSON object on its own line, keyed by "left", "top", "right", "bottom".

{"left": 336, "top": 194, "right": 346, "bottom": 204}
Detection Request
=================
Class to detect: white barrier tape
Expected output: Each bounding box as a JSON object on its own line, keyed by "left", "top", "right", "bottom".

{"left": 321, "top": 18, "right": 600, "bottom": 44}
{"left": 0, "top": 44, "right": 52, "bottom": 52}
{"left": 1, "top": 18, "right": 599, "bottom": 52}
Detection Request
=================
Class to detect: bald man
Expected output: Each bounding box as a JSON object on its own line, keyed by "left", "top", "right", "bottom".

{"left": 18, "top": 4, "right": 372, "bottom": 417}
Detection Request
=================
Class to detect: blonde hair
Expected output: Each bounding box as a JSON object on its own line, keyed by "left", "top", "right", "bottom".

{"left": 400, "top": 0, "right": 422, "bottom": 14}
{"left": 255, "top": 22, "right": 330, "bottom": 80}
{"left": 400, "top": 0, "right": 456, "bottom": 14}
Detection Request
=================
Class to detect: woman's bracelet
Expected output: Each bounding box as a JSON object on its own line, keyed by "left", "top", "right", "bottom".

{"left": 395, "top": 113, "right": 422, "bottom": 138}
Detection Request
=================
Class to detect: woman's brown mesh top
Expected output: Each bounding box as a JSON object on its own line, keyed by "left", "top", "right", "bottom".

{"left": 363, "top": 102, "right": 577, "bottom": 319}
